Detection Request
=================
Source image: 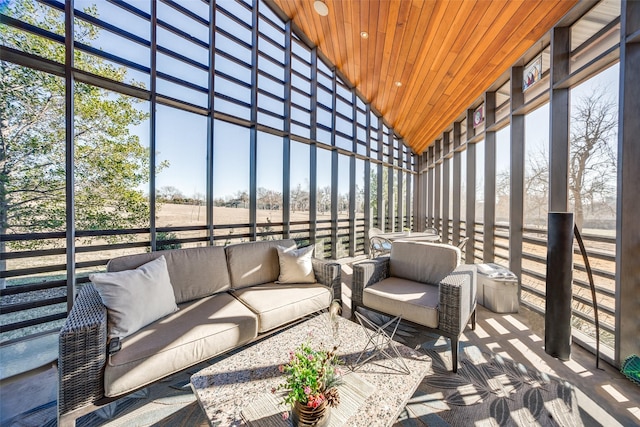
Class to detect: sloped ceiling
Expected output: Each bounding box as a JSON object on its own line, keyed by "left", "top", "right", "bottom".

{"left": 271, "top": 0, "right": 578, "bottom": 154}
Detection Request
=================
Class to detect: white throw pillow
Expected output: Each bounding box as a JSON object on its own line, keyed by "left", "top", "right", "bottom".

{"left": 276, "top": 245, "right": 316, "bottom": 284}
{"left": 90, "top": 255, "right": 178, "bottom": 340}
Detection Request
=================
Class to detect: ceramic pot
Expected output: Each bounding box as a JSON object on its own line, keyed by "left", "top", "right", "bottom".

{"left": 291, "top": 400, "right": 331, "bottom": 427}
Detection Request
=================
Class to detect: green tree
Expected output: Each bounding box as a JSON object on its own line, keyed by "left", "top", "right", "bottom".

{"left": 369, "top": 167, "right": 389, "bottom": 225}
{"left": 1, "top": 1, "right": 154, "bottom": 284}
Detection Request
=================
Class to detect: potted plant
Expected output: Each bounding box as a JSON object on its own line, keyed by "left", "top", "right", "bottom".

{"left": 273, "top": 341, "right": 343, "bottom": 426}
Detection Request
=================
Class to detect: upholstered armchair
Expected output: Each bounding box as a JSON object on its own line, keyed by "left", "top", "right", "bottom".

{"left": 352, "top": 241, "right": 477, "bottom": 372}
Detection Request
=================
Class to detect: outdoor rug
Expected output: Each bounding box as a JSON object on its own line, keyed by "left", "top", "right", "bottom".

{"left": 353, "top": 309, "right": 584, "bottom": 427}
{"left": 395, "top": 336, "right": 584, "bottom": 427}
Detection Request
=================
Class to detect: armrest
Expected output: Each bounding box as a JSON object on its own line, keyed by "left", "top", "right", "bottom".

{"left": 58, "top": 284, "right": 107, "bottom": 416}
{"left": 438, "top": 264, "right": 477, "bottom": 337}
{"left": 351, "top": 257, "right": 390, "bottom": 307}
{"left": 311, "top": 258, "right": 342, "bottom": 302}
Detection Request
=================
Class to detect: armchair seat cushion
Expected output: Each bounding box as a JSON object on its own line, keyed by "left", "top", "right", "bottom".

{"left": 362, "top": 277, "right": 439, "bottom": 329}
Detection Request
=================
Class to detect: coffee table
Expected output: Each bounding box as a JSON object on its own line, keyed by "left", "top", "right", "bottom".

{"left": 190, "top": 313, "right": 430, "bottom": 426}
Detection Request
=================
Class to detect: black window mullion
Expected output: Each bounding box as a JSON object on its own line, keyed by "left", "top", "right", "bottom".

{"left": 156, "top": 19, "right": 209, "bottom": 50}
{"left": 157, "top": 45, "right": 208, "bottom": 72}
{"left": 160, "top": 0, "right": 209, "bottom": 27}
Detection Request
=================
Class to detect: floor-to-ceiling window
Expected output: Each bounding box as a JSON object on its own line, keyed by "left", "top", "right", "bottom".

{"left": 569, "top": 64, "right": 619, "bottom": 351}
{"left": 0, "top": 0, "right": 415, "bottom": 345}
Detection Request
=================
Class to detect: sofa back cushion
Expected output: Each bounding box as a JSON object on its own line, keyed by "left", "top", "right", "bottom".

{"left": 107, "top": 246, "right": 230, "bottom": 304}
{"left": 390, "top": 241, "right": 460, "bottom": 285}
{"left": 92, "top": 256, "right": 178, "bottom": 340}
{"left": 225, "top": 239, "right": 297, "bottom": 289}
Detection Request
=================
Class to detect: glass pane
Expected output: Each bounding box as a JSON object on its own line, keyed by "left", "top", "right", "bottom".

{"left": 460, "top": 149, "right": 467, "bottom": 223}
{"left": 316, "top": 148, "right": 332, "bottom": 219}
{"left": 524, "top": 105, "right": 549, "bottom": 227}
{"left": 213, "top": 120, "right": 250, "bottom": 229}
{"left": 2, "top": 66, "right": 65, "bottom": 235}
{"left": 522, "top": 103, "right": 549, "bottom": 313}
{"left": 316, "top": 148, "right": 332, "bottom": 258}
{"left": 257, "top": 132, "right": 283, "bottom": 232}
{"left": 496, "top": 126, "right": 511, "bottom": 226}
{"left": 290, "top": 142, "right": 310, "bottom": 224}
{"left": 74, "top": 83, "right": 151, "bottom": 231}
{"left": 157, "top": 1, "right": 209, "bottom": 44}
{"left": 475, "top": 140, "right": 485, "bottom": 224}
{"left": 383, "top": 166, "right": 391, "bottom": 231}
{"left": 2, "top": 62, "right": 69, "bottom": 343}
{"left": 370, "top": 164, "right": 379, "bottom": 227}
{"left": 3, "top": 1, "right": 65, "bottom": 64}
{"left": 337, "top": 154, "right": 350, "bottom": 258}
{"left": 155, "top": 105, "right": 207, "bottom": 227}
{"left": 495, "top": 125, "right": 511, "bottom": 267}
{"left": 569, "top": 65, "right": 618, "bottom": 348}
{"left": 569, "top": 65, "right": 618, "bottom": 233}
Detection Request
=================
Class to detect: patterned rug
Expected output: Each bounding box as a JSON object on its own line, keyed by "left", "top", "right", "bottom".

{"left": 353, "top": 309, "right": 583, "bottom": 427}
{"left": 395, "top": 337, "right": 584, "bottom": 427}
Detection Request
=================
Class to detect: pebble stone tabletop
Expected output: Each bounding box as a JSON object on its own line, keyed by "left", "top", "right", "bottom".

{"left": 190, "top": 313, "right": 431, "bottom": 426}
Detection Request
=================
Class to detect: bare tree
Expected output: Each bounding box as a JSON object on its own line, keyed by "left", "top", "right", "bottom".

{"left": 524, "top": 145, "right": 550, "bottom": 226}
{"left": 569, "top": 86, "right": 617, "bottom": 230}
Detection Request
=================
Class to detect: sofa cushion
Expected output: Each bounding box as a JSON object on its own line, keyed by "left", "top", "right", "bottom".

{"left": 276, "top": 245, "right": 316, "bottom": 284}
{"left": 225, "top": 239, "right": 296, "bottom": 289}
{"left": 363, "top": 277, "right": 439, "bottom": 328}
{"left": 104, "top": 292, "right": 258, "bottom": 397}
{"left": 390, "top": 241, "right": 460, "bottom": 285}
{"left": 107, "top": 246, "right": 231, "bottom": 304}
{"left": 231, "top": 283, "right": 331, "bottom": 333}
{"left": 90, "top": 256, "right": 178, "bottom": 340}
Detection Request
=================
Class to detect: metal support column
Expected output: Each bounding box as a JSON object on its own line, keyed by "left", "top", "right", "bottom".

{"left": 442, "top": 133, "right": 450, "bottom": 244}
{"left": 616, "top": 0, "right": 640, "bottom": 366}
{"left": 330, "top": 69, "right": 338, "bottom": 259}
{"left": 466, "top": 110, "right": 476, "bottom": 263}
{"left": 452, "top": 122, "right": 461, "bottom": 246}
{"left": 206, "top": 1, "right": 215, "bottom": 245}
{"left": 484, "top": 93, "right": 496, "bottom": 263}
{"left": 248, "top": 2, "right": 259, "bottom": 241}
{"left": 309, "top": 48, "right": 318, "bottom": 246}
{"left": 510, "top": 66, "right": 525, "bottom": 292}
{"left": 65, "top": 0, "right": 76, "bottom": 310}
{"left": 283, "top": 21, "right": 292, "bottom": 239}
{"left": 434, "top": 140, "right": 441, "bottom": 233}
{"left": 549, "top": 26, "right": 571, "bottom": 212}
{"left": 364, "top": 105, "right": 372, "bottom": 254}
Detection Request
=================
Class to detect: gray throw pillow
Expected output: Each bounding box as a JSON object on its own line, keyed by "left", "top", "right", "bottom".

{"left": 90, "top": 255, "right": 178, "bottom": 340}
{"left": 276, "top": 245, "right": 316, "bottom": 284}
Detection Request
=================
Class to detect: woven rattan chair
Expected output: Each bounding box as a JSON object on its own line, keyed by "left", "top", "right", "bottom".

{"left": 369, "top": 235, "right": 393, "bottom": 258}
{"left": 368, "top": 227, "right": 392, "bottom": 258}
{"left": 457, "top": 237, "right": 469, "bottom": 250}
{"left": 352, "top": 240, "right": 477, "bottom": 372}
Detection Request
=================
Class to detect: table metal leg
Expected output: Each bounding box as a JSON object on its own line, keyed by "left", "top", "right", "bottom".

{"left": 352, "top": 311, "right": 410, "bottom": 374}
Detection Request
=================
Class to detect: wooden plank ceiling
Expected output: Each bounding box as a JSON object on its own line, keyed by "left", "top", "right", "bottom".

{"left": 272, "top": 0, "right": 578, "bottom": 154}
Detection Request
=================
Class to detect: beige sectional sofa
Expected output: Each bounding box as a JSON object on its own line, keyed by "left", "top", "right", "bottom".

{"left": 58, "top": 239, "right": 341, "bottom": 426}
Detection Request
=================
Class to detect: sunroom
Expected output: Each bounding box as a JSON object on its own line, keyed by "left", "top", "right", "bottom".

{"left": 1, "top": 0, "right": 639, "bottom": 425}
